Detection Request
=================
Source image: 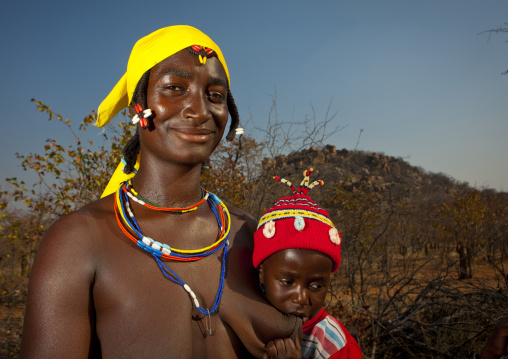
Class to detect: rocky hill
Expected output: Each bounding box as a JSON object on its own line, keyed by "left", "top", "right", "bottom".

{"left": 259, "top": 144, "right": 469, "bottom": 208}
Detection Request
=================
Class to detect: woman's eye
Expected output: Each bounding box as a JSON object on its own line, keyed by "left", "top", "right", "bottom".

{"left": 208, "top": 91, "right": 225, "bottom": 103}
{"left": 165, "top": 85, "right": 183, "bottom": 91}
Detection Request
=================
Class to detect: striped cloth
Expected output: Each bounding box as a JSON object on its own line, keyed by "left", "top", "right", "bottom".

{"left": 302, "top": 309, "right": 363, "bottom": 359}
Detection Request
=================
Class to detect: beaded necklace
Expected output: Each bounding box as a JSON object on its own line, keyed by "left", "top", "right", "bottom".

{"left": 116, "top": 183, "right": 230, "bottom": 260}
{"left": 114, "top": 183, "right": 231, "bottom": 330}
{"left": 125, "top": 179, "right": 208, "bottom": 213}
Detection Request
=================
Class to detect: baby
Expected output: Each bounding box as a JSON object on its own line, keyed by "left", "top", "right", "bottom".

{"left": 253, "top": 169, "right": 362, "bottom": 359}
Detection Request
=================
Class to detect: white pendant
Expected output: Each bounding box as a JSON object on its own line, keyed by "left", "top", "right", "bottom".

{"left": 294, "top": 216, "right": 305, "bottom": 231}
{"left": 263, "top": 220, "right": 276, "bottom": 238}
{"left": 329, "top": 228, "right": 341, "bottom": 245}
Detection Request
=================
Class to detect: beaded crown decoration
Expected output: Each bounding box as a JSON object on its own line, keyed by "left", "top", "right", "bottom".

{"left": 187, "top": 45, "right": 216, "bottom": 65}
{"left": 256, "top": 171, "right": 333, "bottom": 231}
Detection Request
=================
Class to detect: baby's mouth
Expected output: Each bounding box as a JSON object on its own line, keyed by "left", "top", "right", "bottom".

{"left": 291, "top": 311, "right": 309, "bottom": 324}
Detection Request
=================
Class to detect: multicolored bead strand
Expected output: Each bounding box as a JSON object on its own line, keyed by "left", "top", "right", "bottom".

{"left": 115, "top": 183, "right": 230, "bottom": 259}
{"left": 125, "top": 180, "right": 209, "bottom": 213}
{"left": 113, "top": 182, "right": 231, "bottom": 320}
{"left": 152, "top": 239, "right": 228, "bottom": 317}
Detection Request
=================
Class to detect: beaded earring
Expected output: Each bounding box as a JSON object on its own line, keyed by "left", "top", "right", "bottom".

{"left": 228, "top": 127, "right": 244, "bottom": 142}
{"left": 202, "top": 159, "right": 210, "bottom": 171}
{"left": 132, "top": 103, "right": 153, "bottom": 128}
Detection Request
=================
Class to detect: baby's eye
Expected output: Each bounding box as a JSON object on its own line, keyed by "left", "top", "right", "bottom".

{"left": 309, "top": 283, "right": 325, "bottom": 291}
{"left": 279, "top": 279, "right": 293, "bottom": 286}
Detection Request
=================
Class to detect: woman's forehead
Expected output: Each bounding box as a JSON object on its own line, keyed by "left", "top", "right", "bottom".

{"left": 150, "top": 49, "right": 228, "bottom": 84}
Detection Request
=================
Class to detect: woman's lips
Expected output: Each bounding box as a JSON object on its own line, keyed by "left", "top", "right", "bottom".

{"left": 170, "top": 126, "right": 215, "bottom": 142}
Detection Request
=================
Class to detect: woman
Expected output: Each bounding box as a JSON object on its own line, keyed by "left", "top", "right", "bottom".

{"left": 20, "top": 25, "right": 299, "bottom": 358}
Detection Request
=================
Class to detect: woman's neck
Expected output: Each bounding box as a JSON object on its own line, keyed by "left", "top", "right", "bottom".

{"left": 131, "top": 159, "right": 204, "bottom": 208}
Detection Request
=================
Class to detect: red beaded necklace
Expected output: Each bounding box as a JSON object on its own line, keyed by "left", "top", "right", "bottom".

{"left": 124, "top": 179, "right": 208, "bottom": 213}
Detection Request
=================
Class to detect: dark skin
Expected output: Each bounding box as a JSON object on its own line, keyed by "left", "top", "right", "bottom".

{"left": 20, "top": 50, "right": 299, "bottom": 359}
{"left": 481, "top": 319, "right": 508, "bottom": 359}
{"left": 259, "top": 249, "right": 333, "bottom": 359}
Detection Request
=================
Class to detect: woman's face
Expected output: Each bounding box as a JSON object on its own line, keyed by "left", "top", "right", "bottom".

{"left": 259, "top": 249, "right": 333, "bottom": 324}
{"left": 139, "top": 49, "right": 229, "bottom": 167}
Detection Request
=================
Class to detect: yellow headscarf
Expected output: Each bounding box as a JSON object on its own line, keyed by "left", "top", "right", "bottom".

{"left": 96, "top": 25, "right": 230, "bottom": 197}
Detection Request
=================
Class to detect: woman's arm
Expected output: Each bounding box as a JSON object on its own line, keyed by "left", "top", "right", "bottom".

{"left": 20, "top": 211, "right": 99, "bottom": 359}
{"left": 220, "top": 209, "right": 302, "bottom": 358}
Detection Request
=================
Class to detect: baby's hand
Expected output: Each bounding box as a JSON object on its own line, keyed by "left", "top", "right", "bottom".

{"left": 262, "top": 337, "right": 301, "bottom": 359}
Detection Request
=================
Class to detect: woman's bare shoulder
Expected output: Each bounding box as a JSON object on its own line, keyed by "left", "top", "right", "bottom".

{"left": 227, "top": 205, "right": 257, "bottom": 228}
{"left": 40, "top": 195, "right": 115, "bottom": 248}
{"left": 225, "top": 205, "right": 257, "bottom": 246}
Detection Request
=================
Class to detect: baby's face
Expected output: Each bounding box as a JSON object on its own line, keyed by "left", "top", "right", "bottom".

{"left": 258, "top": 249, "right": 333, "bottom": 323}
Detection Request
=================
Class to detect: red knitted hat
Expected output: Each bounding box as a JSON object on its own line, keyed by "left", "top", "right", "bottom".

{"left": 252, "top": 169, "right": 342, "bottom": 272}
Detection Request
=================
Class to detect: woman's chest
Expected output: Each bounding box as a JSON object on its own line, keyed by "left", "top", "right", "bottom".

{"left": 92, "top": 242, "right": 240, "bottom": 358}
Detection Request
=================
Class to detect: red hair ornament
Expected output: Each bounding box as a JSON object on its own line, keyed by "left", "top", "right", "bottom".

{"left": 188, "top": 45, "right": 215, "bottom": 65}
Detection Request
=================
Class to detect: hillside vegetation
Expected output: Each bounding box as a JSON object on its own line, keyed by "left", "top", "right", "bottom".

{"left": 229, "top": 145, "right": 508, "bottom": 358}
{"left": 1, "top": 102, "right": 507, "bottom": 358}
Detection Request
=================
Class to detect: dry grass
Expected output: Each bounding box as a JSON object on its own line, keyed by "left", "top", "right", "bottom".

{"left": 1, "top": 250, "right": 506, "bottom": 358}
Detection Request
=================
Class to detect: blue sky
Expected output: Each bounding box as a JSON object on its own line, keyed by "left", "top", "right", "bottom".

{"left": 1, "top": 0, "right": 507, "bottom": 191}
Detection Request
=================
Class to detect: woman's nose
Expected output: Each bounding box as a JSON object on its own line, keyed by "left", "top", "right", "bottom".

{"left": 183, "top": 91, "right": 210, "bottom": 123}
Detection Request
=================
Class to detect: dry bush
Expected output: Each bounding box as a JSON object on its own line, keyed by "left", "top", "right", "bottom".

{"left": 0, "top": 101, "right": 132, "bottom": 357}
{"left": 2, "top": 97, "right": 508, "bottom": 358}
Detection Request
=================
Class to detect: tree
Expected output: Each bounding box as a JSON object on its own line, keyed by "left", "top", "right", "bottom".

{"left": 201, "top": 133, "right": 262, "bottom": 208}
{"left": 479, "top": 23, "right": 508, "bottom": 75}
{"left": 1, "top": 100, "right": 132, "bottom": 271}
{"left": 437, "top": 188, "right": 507, "bottom": 283}
{"left": 4, "top": 96, "right": 507, "bottom": 358}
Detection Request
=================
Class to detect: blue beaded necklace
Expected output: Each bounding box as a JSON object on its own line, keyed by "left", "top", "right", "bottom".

{"left": 116, "top": 183, "right": 230, "bottom": 260}
{"left": 114, "top": 184, "right": 230, "bottom": 333}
